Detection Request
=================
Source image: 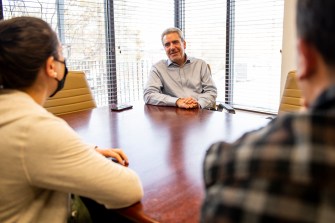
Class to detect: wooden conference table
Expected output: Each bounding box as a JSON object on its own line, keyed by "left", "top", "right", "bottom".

{"left": 59, "top": 104, "right": 270, "bottom": 223}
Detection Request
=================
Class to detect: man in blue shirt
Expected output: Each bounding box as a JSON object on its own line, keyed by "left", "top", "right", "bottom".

{"left": 143, "top": 27, "right": 217, "bottom": 109}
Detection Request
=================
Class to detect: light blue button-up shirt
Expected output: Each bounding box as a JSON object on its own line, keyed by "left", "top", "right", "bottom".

{"left": 143, "top": 56, "right": 217, "bottom": 109}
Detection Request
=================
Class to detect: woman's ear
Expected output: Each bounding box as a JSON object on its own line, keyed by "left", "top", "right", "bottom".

{"left": 45, "top": 56, "right": 57, "bottom": 78}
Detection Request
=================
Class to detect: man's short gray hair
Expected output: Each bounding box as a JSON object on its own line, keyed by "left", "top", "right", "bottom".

{"left": 161, "top": 27, "right": 185, "bottom": 45}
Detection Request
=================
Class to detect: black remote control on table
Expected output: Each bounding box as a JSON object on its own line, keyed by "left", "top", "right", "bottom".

{"left": 110, "top": 104, "right": 133, "bottom": 111}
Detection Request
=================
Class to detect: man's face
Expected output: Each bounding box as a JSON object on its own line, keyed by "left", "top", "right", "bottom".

{"left": 163, "top": 32, "right": 186, "bottom": 66}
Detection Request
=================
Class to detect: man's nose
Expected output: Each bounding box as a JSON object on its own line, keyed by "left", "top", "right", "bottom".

{"left": 169, "top": 43, "right": 176, "bottom": 50}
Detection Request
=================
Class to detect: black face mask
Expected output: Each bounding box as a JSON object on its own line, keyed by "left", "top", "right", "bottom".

{"left": 50, "top": 60, "right": 69, "bottom": 97}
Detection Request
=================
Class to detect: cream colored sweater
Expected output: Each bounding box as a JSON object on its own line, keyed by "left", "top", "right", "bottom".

{"left": 0, "top": 90, "right": 143, "bottom": 223}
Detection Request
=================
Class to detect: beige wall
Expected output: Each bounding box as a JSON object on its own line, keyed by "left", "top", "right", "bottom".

{"left": 280, "top": 0, "right": 297, "bottom": 97}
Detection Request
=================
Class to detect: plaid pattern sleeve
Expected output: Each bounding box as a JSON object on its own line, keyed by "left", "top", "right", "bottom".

{"left": 201, "top": 113, "right": 335, "bottom": 223}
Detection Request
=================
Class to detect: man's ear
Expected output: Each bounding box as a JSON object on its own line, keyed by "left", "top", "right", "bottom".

{"left": 296, "top": 38, "right": 317, "bottom": 80}
{"left": 183, "top": 40, "right": 187, "bottom": 49}
{"left": 45, "top": 56, "right": 57, "bottom": 78}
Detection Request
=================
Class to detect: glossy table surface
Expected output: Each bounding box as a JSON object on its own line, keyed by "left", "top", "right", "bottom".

{"left": 59, "top": 104, "right": 270, "bottom": 223}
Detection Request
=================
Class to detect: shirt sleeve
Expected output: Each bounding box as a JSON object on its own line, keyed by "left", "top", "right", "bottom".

{"left": 143, "top": 66, "right": 179, "bottom": 106}
{"left": 23, "top": 115, "right": 143, "bottom": 209}
{"left": 197, "top": 62, "right": 217, "bottom": 109}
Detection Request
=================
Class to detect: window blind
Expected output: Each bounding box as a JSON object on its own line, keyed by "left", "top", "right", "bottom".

{"left": 184, "top": 0, "right": 284, "bottom": 113}
{"left": 1, "top": 0, "right": 174, "bottom": 107}
{"left": 183, "top": 0, "right": 227, "bottom": 102}
{"left": 113, "top": 0, "right": 174, "bottom": 104}
{"left": 1, "top": 0, "right": 283, "bottom": 113}
{"left": 2, "top": 0, "right": 112, "bottom": 106}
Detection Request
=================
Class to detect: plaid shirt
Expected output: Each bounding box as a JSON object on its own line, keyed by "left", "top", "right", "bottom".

{"left": 201, "top": 86, "right": 335, "bottom": 223}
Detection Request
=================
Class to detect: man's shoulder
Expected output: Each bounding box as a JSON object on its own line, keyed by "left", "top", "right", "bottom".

{"left": 152, "top": 59, "right": 168, "bottom": 67}
{"left": 205, "top": 111, "right": 334, "bottom": 174}
{"left": 187, "top": 56, "right": 206, "bottom": 64}
{"left": 205, "top": 113, "right": 299, "bottom": 158}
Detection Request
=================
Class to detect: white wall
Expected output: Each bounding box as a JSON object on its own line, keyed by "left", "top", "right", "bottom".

{"left": 280, "top": 0, "right": 297, "bottom": 96}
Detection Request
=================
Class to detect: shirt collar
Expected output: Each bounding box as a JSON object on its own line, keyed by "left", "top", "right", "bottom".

{"left": 167, "top": 54, "right": 192, "bottom": 67}
{"left": 310, "top": 84, "right": 335, "bottom": 111}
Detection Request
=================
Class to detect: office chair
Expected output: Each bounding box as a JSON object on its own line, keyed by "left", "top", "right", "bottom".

{"left": 44, "top": 71, "right": 97, "bottom": 115}
{"left": 278, "top": 70, "right": 303, "bottom": 115}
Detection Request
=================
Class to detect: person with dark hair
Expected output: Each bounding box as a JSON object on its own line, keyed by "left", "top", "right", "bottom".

{"left": 143, "top": 27, "right": 217, "bottom": 109}
{"left": 201, "top": 0, "right": 335, "bottom": 222}
{"left": 0, "top": 17, "right": 143, "bottom": 222}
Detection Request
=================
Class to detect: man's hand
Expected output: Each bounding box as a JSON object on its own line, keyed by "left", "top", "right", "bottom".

{"left": 176, "top": 97, "right": 199, "bottom": 109}
{"left": 95, "top": 147, "right": 129, "bottom": 166}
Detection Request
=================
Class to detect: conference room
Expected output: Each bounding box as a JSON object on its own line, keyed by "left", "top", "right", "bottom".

{"left": 0, "top": 0, "right": 303, "bottom": 222}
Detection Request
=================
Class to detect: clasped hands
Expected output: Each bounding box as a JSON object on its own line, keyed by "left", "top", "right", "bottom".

{"left": 95, "top": 147, "right": 129, "bottom": 167}
{"left": 176, "top": 97, "right": 199, "bottom": 109}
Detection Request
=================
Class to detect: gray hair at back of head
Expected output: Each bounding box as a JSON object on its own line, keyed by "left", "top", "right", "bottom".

{"left": 161, "top": 27, "right": 185, "bottom": 45}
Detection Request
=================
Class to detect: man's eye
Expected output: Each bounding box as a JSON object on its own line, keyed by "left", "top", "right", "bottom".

{"left": 164, "top": 43, "right": 170, "bottom": 47}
